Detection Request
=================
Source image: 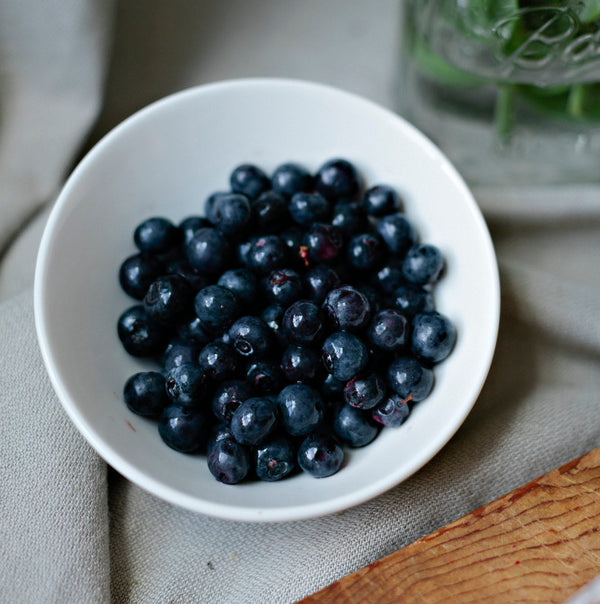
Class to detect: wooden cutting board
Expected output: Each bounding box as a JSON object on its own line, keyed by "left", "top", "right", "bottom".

{"left": 301, "top": 447, "right": 600, "bottom": 603}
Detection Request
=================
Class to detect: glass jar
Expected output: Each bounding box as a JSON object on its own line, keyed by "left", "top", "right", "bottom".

{"left": 398, "top": 1, "right": 600, "bottom": 186}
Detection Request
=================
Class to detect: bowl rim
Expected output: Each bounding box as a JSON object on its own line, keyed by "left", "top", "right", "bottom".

{"left": 34, "top": 77, "right": 500, "bottom": 522}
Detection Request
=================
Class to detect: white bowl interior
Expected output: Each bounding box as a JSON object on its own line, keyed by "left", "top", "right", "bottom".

{"left": 35, "top": 79, "right": 499, "bottom": 522}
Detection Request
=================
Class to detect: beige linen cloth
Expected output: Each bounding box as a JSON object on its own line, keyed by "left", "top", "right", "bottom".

{"left": 1, "top": 1, "right": 599, "bottom": 602}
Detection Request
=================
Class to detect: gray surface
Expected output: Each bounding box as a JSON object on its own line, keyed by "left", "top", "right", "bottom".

{"left": 1, "top": 1, "right": 599, "bottom": 602}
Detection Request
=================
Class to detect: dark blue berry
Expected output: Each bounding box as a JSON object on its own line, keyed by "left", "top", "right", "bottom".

{"left": 305, "top": 265, "right": 342, "bottom": 305}
{"left": 158, "top": 404, "right": 210, "bottom": 453}
{"left": 164, "top": 258, "right": 210, "bottom": 291}
{"left": 207, "top": 437, "right": 250, "bottom": 484}
{"left": 179, "top": 215, "right": 212, "bottom": 245}
{"left": 321, "top": 331, "right": 369, "bottom": 381}
{"left": 411, "top": 311, "right": 456, "bottom": 364}
{"left": 277, "top": 384, "right": 324, "bottom": 437}
{"left": 246, "top": 359, "right": 285, "bottom": 395}
{"left": 282, "top": 300, "right": 323, "bottom": 346}
{"left": 330, "top": 201, "right": 368, "bottom": 237}
{"left": 373, "top": 262, "right": 405, "bottom": 295}
{"left": 347, "top": 232, "right": 385, "bottom": 272}
{"left": 123, "top": 371, "right": 168, "bottom": 418}
{"left": 255, "top": 435, "right": 297, "bottom": 481}
{"left": 344, "top": 371, "right": 386, "bottom": 410}
{"left": 387, "top": 356, "right": 434, "bottom": 402}
{"left": 117, "top": 305, "right": 166, "bottom": 357}
{"left": 252, "top": 191, "right": 290, "bottom": 233}
{"left": 391, "top": 284, "right": 434, "bottom": 318}
{"left": 334, "top": 404, "right": 379, "bottom": 447}
{"left": 323, "top": 286, "right": 371, "bottom": 331}
{"left": 372, "top": 393, "right": 411, "bottom": 427}
{"left": 212, "top": 379, "right": 254, "bottom": 422}
{"left": 134, "top": 217, "right": 181, "bottom": 254}
{"left": 368, "top": 309, "right": 409, "bottom": 352}
{"left": 363, "top": 185, "right": 400, "bottom": 216}
{"left": 271, "top": 162, "right": 314, "bottom": 198}
{"left": 230, "top": 396, "right": 278, "bottom": 446}
{"left": 218, "top": 269, "right": 260, "bottom": 308}
{"left": 144, "top": 274, "right": 192, "bottom": 324}
{"left": 376, "top": 213, "right": 417, "bottom": 256}
{"left": 176, "top": 315, "right": 210, "bottom": 346}
{"left": 230, "top": 164, "right": 270, "bottom": 200}
{"left": 228, "top": 316, "right": 272, "bottom": 358}
{"left": 245, "top": 235, "right": 287, "bottom": 275}
{"left": 288, "top": 192, "right": 330, "bottom": 226}
{"left": 265, "top": 269, "right": 303, "bottom": 306}
{"left": 165, "top": 363, "right": 206, "bottom": 407}
{"left": 320, "top": 373, "right": 346, "bottom": 398}
{"left": 185, "top": 227, "right": 231, "bottom": 275}
{"left": 162, "top": 339, "right": 200, "bottom": 372}
{"left": 297, "top": 433, "right": 344, "bottom": 478}
{"left": 205, "top": 191, "right": 229, "bottom": 224}
{"left": 281, "top": 344, "right": 322, "bottom": 384}
{"left": 402, "top": 244, "right": 445, "bottom": 285}
{"left": 194, "top": 285, "right": 240, "bottom": 334}
{"left": 260, "top": 304, "right": 286, "bottom": 347}
{"left": 315, "top": 158, "right": 361, "bottom": 201}
{"left": 212, "top": 193, "right": 252, "bottom": 237}
{"left": 302, "top": 223, "right": 344, "bottom": 264}
{"left": 198, "top": 340, "right": 239, "bottom": 381}
{"left": 119, "top": 253, "right": 163, "bottom": 300}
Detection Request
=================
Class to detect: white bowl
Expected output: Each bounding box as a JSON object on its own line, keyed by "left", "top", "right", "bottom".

{"left": 34, "top": 78, "right": 500, "bottom": 522}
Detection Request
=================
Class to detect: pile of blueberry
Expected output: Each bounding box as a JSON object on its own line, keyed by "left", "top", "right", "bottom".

{"left": 117, "top": 159, "right": 456, "bottom": 484}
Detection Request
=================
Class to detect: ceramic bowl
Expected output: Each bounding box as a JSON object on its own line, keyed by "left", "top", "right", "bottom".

{"left": 34, "top": 78, "right": 500, "bottom": 522}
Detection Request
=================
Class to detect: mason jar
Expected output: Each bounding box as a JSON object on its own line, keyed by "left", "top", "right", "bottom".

{"left": 398, "top": 1, "right": 600, "bottom": 186}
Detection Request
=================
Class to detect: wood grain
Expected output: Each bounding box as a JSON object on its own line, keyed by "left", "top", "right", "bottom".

{"left": 302, "top": 448, "right": 600, "bottom": 603}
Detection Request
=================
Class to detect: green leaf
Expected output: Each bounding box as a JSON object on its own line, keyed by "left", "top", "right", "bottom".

{"left": 579, "top": 0, "right": 600, "bottom": 23}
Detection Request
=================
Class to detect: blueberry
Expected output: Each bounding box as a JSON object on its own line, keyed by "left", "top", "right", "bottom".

{"left": 334, "top": 404, "right": 379, "bottom": 447}
{"left": 315, "top": 158, "right": 361, "bottom": 201}
{"left": 265, "top": 269, "right": 303, "bottom": 306}
{"left": 391, "top": 284, "right": 434, "bottom": 318}
{"left": 347, "top": 232, "right": 385, "bottom": 272}
{"left": 194, "top": 285, "right": 240, "bottom": 334}
{"left": 323, "top": 285, "right": 371, "bottom": 331}
{"left": 164, "top": 258, "right": 210, "bottom": 291}
{"left": 372, "top": 393, "right": 411, "bottom": 427}
{"left": 260, "top": 304, "right": 287, "bottom": 347}
{"left": 218, "top": 269, "right": 260, "bottom": 308}
{"left": 228, "top": 316, "right": 272, "bottom": 358}
{"left": 320, "top": 373, "right": 346, "bottom": 398}
{"left": 165, "top": 363, "right": 206, "bottom": 407}
{"left": 230, "top": 164, "right": 270, "bottom": 200}
{"left": 144, "top": 274, "right": 193, "bottom": 324}
{"left": 271, "top": 162, "right": 314, "bottom": 198}
{"left": 402, "top": 244, "right": 445, "bottom": 285}
{"left": 282, "top": 300, "right": 323, "bottom": 346}
{"left": 277, "top": 384, "right": 324, "bottom": 437}
{"left": 185, "top": 227, "right": 231, "bottom": 275}
{"left": 205, "top": 191, "right": 229, "bottom": 224}
{"left": 245, "top": 235, "right": 287, "bottom": 275}
{"left": 162, "top": 339, "right": 200, "bottom": 372}
{"left": 158, "top": 404, "right": 210, "bottom": 453}
{"left": 212, "top": 193, "right": 252, "bottom": 237}
{"left": 246, "top": 359, "right": 285, "bottom": 395}
{"left": 230, "top": 396, "right": 278, "bottom": 446}
{"left": 198, "top": 340, "right": 239, "bottom": 381}
{"left": 119, "top": 253, "right": 163, "bottom": 300}
{"left": 117, "top": 305, "right": 166, "bottom": 357}
{"left": 123, "top": 371, "right": 169, "bottom": 418}
{"left": 212, "top": 379, "right": 254, "bottom": 422}
{"left": 373, "top": 262, "right": 405, "bottom": 295}
{"left": 305, "top": 265, "right": 342, "bottom": 305}
{"left": 134, "top": 216, "right": 181, "bottom": 254}
{"left": 302, "top": 223, "right": 344, "bottom": 264}
{"left": 176, "top": 315, "right": 210, "bottom": 346}
{"left": 330, "top": 201, "right": 368, "bottom": 237}
{"left": 207, "top": 422, "right": 235, "bottom": 448}
{"left": 297, "top": 433, "right": 344, "bottom": 478}
{"left": 363, "top": 185, "right": 400, "bottom": 216}
{"left": 281, "top": 344, "right": 323, "bottom": 384}
{"left": 387, "top": 356, "right": 434, "bottom": 402}
{"left": 288, "top": 192, "right": 330, "bottom": 226}
{"left": 376, "top": 213, "right": 417, "bottom": 256}
{"left": 255, "top": 435, "right": 297, "bottom": 481}
{"left": 252, "top": 191, "right": 290, "bottom": 233}
{"left": 179, "top": 215, "right": 212, "bottom": 245}
{"left": 321, "top": 332, "right": 369, "bottom": 381}
{"left": 207, "top": 438, "right": 250, "bottom": 484}
{"left": 368, "top": 309, "right": 409, "bottom": 352}
{"left": 344, "top": 371, "right": 386, "bottom": 410}
{"left": 411, "top": 311, "right": 456, "bottom": 364}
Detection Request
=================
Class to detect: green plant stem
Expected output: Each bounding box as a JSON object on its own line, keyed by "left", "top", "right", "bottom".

{"left": 566, "top": 84, "right": 587, "bottom": 120}
{"left": 494, "top": 84, "right": 515, "bottom": 142}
